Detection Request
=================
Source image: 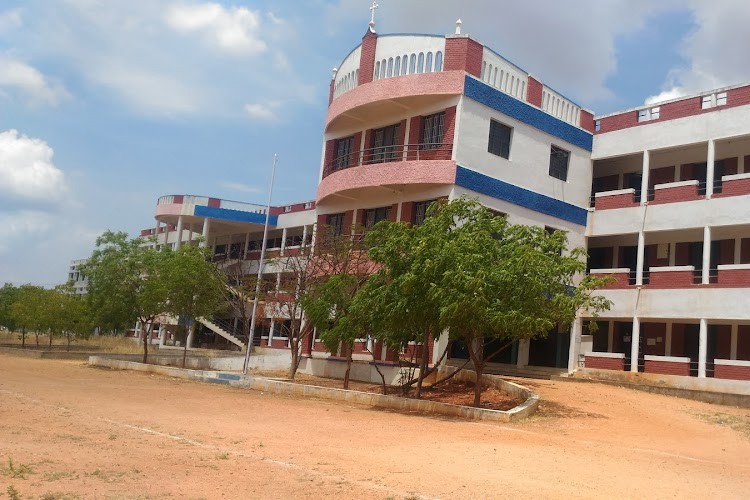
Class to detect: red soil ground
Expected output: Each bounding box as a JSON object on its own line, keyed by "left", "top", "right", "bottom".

{"left": 1, "top": 354, "right": 749, "bottom": 499}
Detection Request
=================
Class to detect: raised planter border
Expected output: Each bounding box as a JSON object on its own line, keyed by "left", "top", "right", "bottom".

{"left": 88, "top": 356, "right": 539, "bottom": 423}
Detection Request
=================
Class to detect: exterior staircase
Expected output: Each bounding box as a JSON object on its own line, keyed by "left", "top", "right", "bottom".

{"left": 198, "top": 317, "right": 246, "bottom": 349}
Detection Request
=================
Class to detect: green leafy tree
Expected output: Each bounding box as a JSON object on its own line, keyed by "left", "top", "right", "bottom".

{"left": 9, "top": 284, "right": 46, "bottom": 347}
{"left": 0, "top": 283, "right": 20, "bottom": 333}
{"left": 84, "top": 231, "right": 171, "bottom": 363}
{"left": 163, "top": 244, "right": 227, "bottom": 367}
{"left": 49, "top": 284, "right": 94, "bottom": 350}
{"left": 360, "top": 199, "right": 611, "bottom": 406}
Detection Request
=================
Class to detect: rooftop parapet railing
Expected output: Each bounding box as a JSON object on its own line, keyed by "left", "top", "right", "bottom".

{"left": 322, "top": 142, "right": 453, "bottom": 178}
{"left": 156, "top": 194, "right": 268, "bottom": 214}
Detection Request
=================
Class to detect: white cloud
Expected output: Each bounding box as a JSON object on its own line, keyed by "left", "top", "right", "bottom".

{"left": 0, "top": 55, "right": 70, "bottom": 105}
{"left": 646, "top": 0, "right": 750, "bottom": 103}
{"left": 645, "top": 87, "right": 688, "bottom": 105}
{"left": 244, "top": 102, "right": 280, "bottom": 121}
{"left": 0, "top": 8, "right": 22, "bottom": 32}
{"left": 0, "top": 129, "right": 68, "bottom": 206}
{"left": 165, "top": 2, "right": 268, "bottom": 56}
{"left": 0, "top": 211, "right": 52, "bottom": 254}
{"left": 220, "top": 181, "right": 263, "bottom": 194}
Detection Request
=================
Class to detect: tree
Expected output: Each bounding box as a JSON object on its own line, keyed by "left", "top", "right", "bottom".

{"left": 9, "top": 285, "right": 47, "bottom": 347}
{"left": 84, "top": 231, "right": 171, "bottom": 363}
{"left": 50, "top": 284, "right": 94, "bottom": 350}
{"left": 163, "top": 244, "right": 227, "bottom": 368}
{"left": 301, "top": 225, "right": 377, "bottom": 389}
{"left": 357, "top": 199, "right": 611, "bottom": 406}
{"left": 0, "top": 283, "right": 20, "bottom": 333}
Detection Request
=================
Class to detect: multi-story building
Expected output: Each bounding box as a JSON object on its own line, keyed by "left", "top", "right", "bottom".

{"left": 146, "top": 20, "right": 750, "bottom": 385}
{"left": 67, "top": 259, "right": 89, "bottom": 296}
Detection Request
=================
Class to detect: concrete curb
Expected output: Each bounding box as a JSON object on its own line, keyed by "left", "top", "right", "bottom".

{"left": 88, "top": 356, "right": 539, "bottom": 423}
{"left": 0, "top": 346, "right": 99, "bottom": 360}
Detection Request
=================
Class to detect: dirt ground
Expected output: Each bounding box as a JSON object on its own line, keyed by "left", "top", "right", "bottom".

{"left": 1, "top": 354, "right": 749, "bottom": 499}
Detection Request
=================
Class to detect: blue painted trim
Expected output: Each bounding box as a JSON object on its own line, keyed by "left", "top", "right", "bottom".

{"left": 194, "top": 205, "right": 277, "bottom": 226}
{"left": 455, "top": 166, "right": 588, "bottom": 227}
{"left": 463, "top": 76, "right": 593, "bottom": 152}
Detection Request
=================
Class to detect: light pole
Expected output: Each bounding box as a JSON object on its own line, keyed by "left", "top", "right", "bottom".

{"left": 243, "top": 154, "right": 278, "bottom": 374}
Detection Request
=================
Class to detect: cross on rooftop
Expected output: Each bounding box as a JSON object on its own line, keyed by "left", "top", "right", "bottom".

{"left": 369, "top": 1, "right": 379, "bottom": 28}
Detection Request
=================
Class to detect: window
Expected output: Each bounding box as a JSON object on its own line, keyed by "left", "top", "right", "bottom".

{"left": 549, "top": 145, "right": 570, "bottom": 181}
{"left": 488, "top": 121, "right": 512, "bottom": 159}
{"left": 333, "top": 136, "right": 354, "bottom": 170}
{"left": 371, "top": 123, "right": 401, "bottom": 163}
{"left": 702, "top": 91, "right": 728, "bottom": 109}
{"left": 637, "top": 106, "right": 660, "bottom": 122}
{"left": 327, "top": 213, "right": 345, "bottom": 236}
{"left": 701, "top": 95, "right": 712, "bottom": 109}
{"left": 434, "top": 51, "right": 443, "bottom": 71}
{"left": 421, "top": 112, "right": 445, "bottom": 149}
{"left": 716, "top": 92, "right": 727, "bottom": 106}
{"left": 364, "top": 206, "right": 392, "bottom": 229}
{"left": 417, "top": 52, "right": 425, "bottom": 73}
{"left": 412, "top": 200, "right": 436, "bottom": 226}
{"left": 594, "top": 120, "right": 601, "bottom": 132}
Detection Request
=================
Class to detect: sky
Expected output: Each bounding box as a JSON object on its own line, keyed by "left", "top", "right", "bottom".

{"left": 1, "top": 0, "right": 749, "bottom": 286}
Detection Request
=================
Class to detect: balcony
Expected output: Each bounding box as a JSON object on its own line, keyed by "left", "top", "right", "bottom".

{"left": 317, "top": 143, "right": 456, "bottom": 203}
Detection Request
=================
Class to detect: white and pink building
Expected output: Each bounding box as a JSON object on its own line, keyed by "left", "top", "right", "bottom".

{"left": 146, "top": 21, "right": 750, "bottom": 385}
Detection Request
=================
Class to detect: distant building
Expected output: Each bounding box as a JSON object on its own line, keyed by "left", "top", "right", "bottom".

{"left": 68, "top": 259, "right": 88, "bottom": 296}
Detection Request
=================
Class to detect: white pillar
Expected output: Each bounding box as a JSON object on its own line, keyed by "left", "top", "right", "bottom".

{"left": 612, "top": 246, "right": 619, "bottom": 268}
{"left": 567, "top": 318, "right": 583, "bottom": 372}
{"left": 154, "top": 222, "right": 161, "bottom": 249}
{"left": 674, "top": 164, "right": 681, "bottom": 182}
{"left": 702, "top": 226, "right": 711, "bottom": 285}
{"left": 158, "top": 325, "right": 165, "bottom": 347}
{"left": 630, "top": 317, "right": 640, "bottom": 373}
{"left": 395, "top": 202, "right": 403, "bottom": 222}
{"left": 635, "top": 231, "right": 646, "bottom": 286}
{"left": 739, "top": 155, "right": 745, "bottom": 174}
{"left": 302, "top": 225, "right": 309, "bottom": 248}
{"left": 516, "top": 339, "right": 530, "bottom": 368}
{"left": 200, "top": 218, "right": 210, "bottom": 247}
{"left": 433, "top": 329, "right": 450, "bottom": 367}
{"left": 735, "top": 238, "right": 742, "bottom": 265}
{"left": 280, "top": 228, "right": 288, "bottom": 256}
{"left": 175, "top": 216, "right": 184, "bottom": 250}
{"left": 607, "top": 321, "right": 614, "bottom": 352}
{"left": 640, "top": 150, "right": 650, "bottom": 206}
{"left": 186, "top": 323, "right": 195, "bottom": 349}
{"left": 698, "top": 318, "right": 708, "bottom": 378}
{"left": 730, "top": 324, "right": 738, "bottom": 360}
{"left": 665, "top": 323, "right": 672, "bottom": 356}
{"left": 706, "top": 140, "right": 715, "bottom": 199}
{"left": 617, "top": 172, "right": 624, "bottom": 190}
{"left": 268, "top": 319, "right": 275, "bottom": 346}
{"left": 668, "top": 243, "right": 676, "bottom": 266}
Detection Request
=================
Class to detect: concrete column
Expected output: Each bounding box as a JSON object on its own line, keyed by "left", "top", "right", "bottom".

{"left": 516, "top": 340, "right": 530, "bottom": 368}
{"left": 186, "top": 322, "right": 195, "bottom": 349}
{"left": 154, "top": 222, "right": 161, "bottom": 249}
{"left": 739, "top": 155, "right": 745, "bottom": 174}
{"left": 640, "top": 150, "right": 650, "bottom": 205}
{"left": 175, "top": 216, "right": 184, "bottom": 249}
{"left": 302, "top": 225, "right": 309, "bottom": 248}
{"left": 280, "top": 228, "right": 288, "bottom": 256}
{"left": 735, "top": 238, "right": 742, "bottom": 265}
{"left": 395, "top": 201, "right": 403, "bottom": 222}
{"left": 674, "top": 164, "right": 681, "bottom": 182}
{"left": 607, "top": 321, "right": 614, "bottom": 352}
{"left": 567, "top": 318, "right": 583, "bottom": 372}
{"left": 702, "top": 226, "right": 711, "bottom": 284}
{"left": 668, "top": 242, "right": 676, "bottom": 266}
{"left": 617, "top": 172, "right": 624, "bottom": 190}
{"left": 158, "top": 325, "right": 165, "bottom": 348}
{"left": 433, "top": 329, "right": 450, "bottom": 367}
{"left": 630, "top": 317, "right": 640, "bottom": 373}
{"left": 698, "top": 318, "right": 708, "bottom": 378}
{"left": 268, "top": 320, "right": 275, "bottom": 346}
{"left": 635, "top": 231, "right": 646, "bottom": 286}
{"left": 665, "top": 323, "right": 673, "bottom": 356}
{"left": 188, "top": 223, "right": 194, "bottom": 245}
{"left": 706, "top": 140, "right": 715, "bottom": 198}
{"left": 200, "top": 218, "right": 210, "bottom": 247}
{"left": 730, "top": 324, "right": 738, "bottom": 360}
{"left": 612, "top": 246, "right": 619, "bottom": 268}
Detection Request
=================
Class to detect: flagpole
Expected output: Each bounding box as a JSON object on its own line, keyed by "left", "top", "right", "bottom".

{"left": 243, "top": 154, "right": 278, "bottom": 374}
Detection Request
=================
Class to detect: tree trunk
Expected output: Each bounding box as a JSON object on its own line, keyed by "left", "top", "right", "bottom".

{"left": 343, "top": 344, "right": 353, "bottom": 389}
{"left": 48, "top": 331, "right": 53, "bottom": 349}
{"left": 415, "top": 332, "right": 431, "bottom": 399}
{"left": 467, "top": 337, "right": 484, "bottom": 408}
{"left": 21, "top": 327, "right": 26, "bottom": 348}
{"left": 35, "top": 330, "right": 39, "bottom": 346}
{"left": 182, "top": 324, "right": 193, "bottom": 368}
{"left": 288, "top": 338, "right": 299, "bottom": 380}
{"left": 66, "top": 333, "right": 71, "bottom": 351}
{"left": 372, "top": 361, "right": 387, "bottom": 395}
{"left": 142, "top": 322, "right": 151, "bottom": 364}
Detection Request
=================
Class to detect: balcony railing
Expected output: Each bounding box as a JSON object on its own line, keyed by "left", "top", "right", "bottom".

{"left": 323, "top": 142, "right": 453, "bottom": 178}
